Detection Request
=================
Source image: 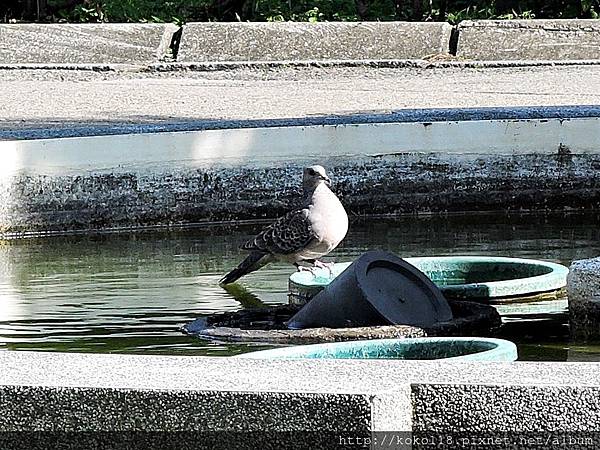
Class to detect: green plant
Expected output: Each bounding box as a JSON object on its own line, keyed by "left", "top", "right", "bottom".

{"left": 304, "top": 6, "right": 323, "bottom": 21}
{"left": 71, "top": 4, "right": 104, "bottom": 22}
{"left": 7, "top": 0, "right": 600, "bottom": 24}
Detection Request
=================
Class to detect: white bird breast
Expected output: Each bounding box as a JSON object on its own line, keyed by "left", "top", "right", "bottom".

{"left": 301, "top": 185, "right": 349, "bottom": 259}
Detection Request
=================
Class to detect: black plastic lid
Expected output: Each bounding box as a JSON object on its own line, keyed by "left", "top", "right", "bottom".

{"left": 355, "top": 251, "right": 453, "bottom": 327}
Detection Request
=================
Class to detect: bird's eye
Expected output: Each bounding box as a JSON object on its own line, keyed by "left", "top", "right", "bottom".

{"left": 308, "top": 169, "right": 315, "bottom": 176}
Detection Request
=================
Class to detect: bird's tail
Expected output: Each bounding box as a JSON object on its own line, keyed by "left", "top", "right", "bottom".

{"left": 219, "top": 252, "right": 271, "bottom": 285}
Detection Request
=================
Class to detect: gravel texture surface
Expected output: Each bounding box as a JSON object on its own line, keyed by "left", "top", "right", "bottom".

{"left": 1, "top": 64, "right": 599, "bottom": 138}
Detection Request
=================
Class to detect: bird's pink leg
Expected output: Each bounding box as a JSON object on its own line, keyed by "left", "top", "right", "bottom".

{"left": 313, "top": 260, "right": 335, "bottom": 276}
{"left": 295, "top": 262, "right": 318, "bottom": 276}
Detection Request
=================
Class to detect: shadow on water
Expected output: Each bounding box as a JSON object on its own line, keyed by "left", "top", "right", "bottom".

{"left": 0, "top": 211, "right": 599, "bottom": 359}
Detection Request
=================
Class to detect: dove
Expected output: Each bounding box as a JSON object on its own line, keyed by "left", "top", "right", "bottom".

{"left": 219, "top": 165, "right": 348, "bottom": 285}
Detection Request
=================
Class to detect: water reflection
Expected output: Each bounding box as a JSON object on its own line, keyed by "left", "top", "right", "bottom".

{"left": 0, "top": 211, "right": 599, "bottom": 359}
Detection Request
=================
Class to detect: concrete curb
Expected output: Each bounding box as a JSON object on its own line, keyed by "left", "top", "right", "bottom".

{"left": 2, "top": 59, "right": 600, "bottom": 74}
{"left": 147, "top": 58, "right": 600, "bottom": 71}
{"left": 457, "top": 19, "right": 600, "bottom": 60}
{"left": 177, "top": 22, "right": 452, "bottom": 62}
{"left": 3, "top": 21, "right": 600, "bottom": 64}
{"left": 0, "top": 23, "right": 178, "bottom": 64}
{"left": 0, "top": 351, "right": 600, "bottom": 440}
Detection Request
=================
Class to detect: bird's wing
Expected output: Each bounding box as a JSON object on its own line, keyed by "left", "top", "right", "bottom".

{"left": 241, "top": 208, "right": 315, "bottom": 255}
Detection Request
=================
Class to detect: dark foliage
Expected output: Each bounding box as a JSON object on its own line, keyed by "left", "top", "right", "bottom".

{"left": 3, "top": 0, "right": 599, "bottom": 23}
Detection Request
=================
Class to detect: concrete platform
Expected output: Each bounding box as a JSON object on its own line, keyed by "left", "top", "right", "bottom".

{"left": 0, "top": 23, "right": 178, "bottom": 64}
{"left": 177, "top": 22, "right": 452, "bottom": 62}
{"left": 1, "top": 64, "right": 599, "bottom": 140}
{"left": 457, "top": 20, "right": 600, "bottom": 60}
{"left": 1, "top": 351, "right": 600, "bottom": 447}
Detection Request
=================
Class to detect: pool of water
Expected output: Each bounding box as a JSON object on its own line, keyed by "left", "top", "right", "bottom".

{"left": 1, "top": 211, "right": 599, "bottom": 360}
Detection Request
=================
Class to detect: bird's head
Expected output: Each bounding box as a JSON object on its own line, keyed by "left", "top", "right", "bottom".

{"left": 303, "top": 165, "right": 331, "bottom": 190}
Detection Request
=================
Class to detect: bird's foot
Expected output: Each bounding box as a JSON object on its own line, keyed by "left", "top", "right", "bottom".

{"left": 313, "top": 259, "right": 335, "bottom": 276}
{"left": 295, "top": 264, "right": 319, "bottom": 277}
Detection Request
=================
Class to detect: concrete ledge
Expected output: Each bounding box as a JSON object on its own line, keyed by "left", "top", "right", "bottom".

{"left": 568, "top": 257, "right": 600, "bottom": 340}
{"left": 3, "top": 105, "right": 600, "bottom": 140}
{"left": 412, "top": 384, "right": 600, "bottom": 439}
{"left": 1, "top": 108, "right": 600, "bottom": 236}
{"left": 0, "top": 24, "right": 178, "bottom": 64}
{"left": 1, "top": 351, "right": 600, "bottom": 442}
{"left": 0, "top": 58, "right": 598, "bottom": 76}
{"left": 177, "top": 22, "right": 453, "bottom": 62}
{"left": 148, "top": 59, "right": 600, "bottom": 72}
{"left": 457, "top": 19, "right": 600, "bottom": 60}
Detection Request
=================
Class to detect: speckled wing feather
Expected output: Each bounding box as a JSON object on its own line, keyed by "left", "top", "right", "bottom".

{"left": 242, "top": 208, "right": 315, "bottom": 255}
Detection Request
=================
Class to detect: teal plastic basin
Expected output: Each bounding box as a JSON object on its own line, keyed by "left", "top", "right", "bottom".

{"left": 237, "top": 337, "right": 518, "bottom": 361}
{"left": 289, "top": 256, "right": 568, "bottom": 304}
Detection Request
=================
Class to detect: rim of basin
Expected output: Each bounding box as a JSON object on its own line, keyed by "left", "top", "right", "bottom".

{"left": 289, "top": 256, "right": 568, "bottom": 298}
{"left": 236, "top": 337, "right": 518, "bottom": 361}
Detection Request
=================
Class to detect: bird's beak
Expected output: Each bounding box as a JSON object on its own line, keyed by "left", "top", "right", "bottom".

{"left": 322, "top": 175, "right": 331, "bottom": 185}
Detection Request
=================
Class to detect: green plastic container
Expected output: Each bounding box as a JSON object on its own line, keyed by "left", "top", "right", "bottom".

{"left": 289, "top": 256, "right": 568, "bottom": 305}
{"left": 237, "top": 337, "right": 518, "bottom": 361}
